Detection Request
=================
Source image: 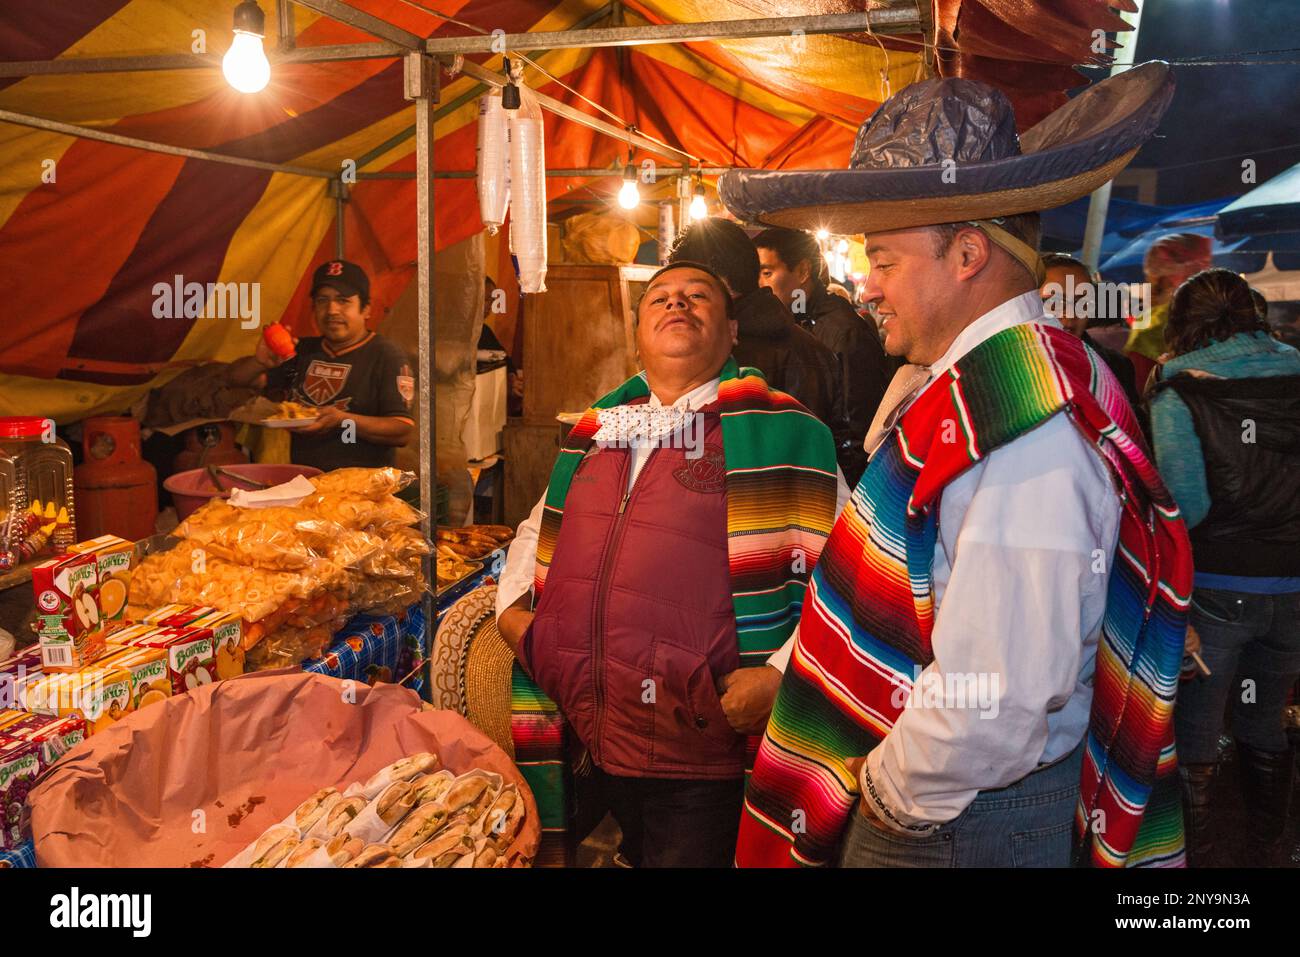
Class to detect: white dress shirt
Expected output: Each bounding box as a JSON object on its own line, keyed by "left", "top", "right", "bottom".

{"left": 494, "top": 377, "right": 854, "bottom": 662}
{"left": 834, "top": 290, "right": 1120, "bottom": 832}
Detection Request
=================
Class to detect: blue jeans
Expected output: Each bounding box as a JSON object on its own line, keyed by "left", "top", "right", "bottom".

{"left": 1174, "top": 588, "right": 1300, "bottom": 764}
{"left": 837, "top": 741, "right": 1083, "bottom": 868}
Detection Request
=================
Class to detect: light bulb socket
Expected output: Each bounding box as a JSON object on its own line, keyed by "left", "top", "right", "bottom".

{"left": 232, "top": 0, "right": 266, "bottom": 37}
{"left": 693, "top": 181, "right": 705, "bottom": 199}
{"left": 622, "top": 164, "right": 636, "bottom": 183}
{"left": 502, "top": 57, "right": 521, "bottom": 110}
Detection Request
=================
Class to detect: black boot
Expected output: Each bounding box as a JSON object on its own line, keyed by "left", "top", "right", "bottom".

{"left": 1179, "top": 763, "right": 1218, "bottom": 867}
{"left": 1236, "top": 743, "right": 1294, "bottom": 867}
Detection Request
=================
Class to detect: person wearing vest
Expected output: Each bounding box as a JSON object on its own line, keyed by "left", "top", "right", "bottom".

{"left": 494, "top": 262, "right": 846, "bottom": 867}
{"left": 719, "top": 62, "right": 1193, "bottom": 868}
{"left": 1149, "top": 268, "right": 1300, "bottom": 867}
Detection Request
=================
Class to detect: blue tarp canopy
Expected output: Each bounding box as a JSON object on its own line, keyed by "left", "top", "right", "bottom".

{"left": 1217, "top": 161, "right": 1300, "bottom": 239}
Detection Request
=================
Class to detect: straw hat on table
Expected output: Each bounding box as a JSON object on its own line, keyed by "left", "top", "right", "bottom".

{"left": 431, "top": 582, "right": 517, "bottom": 758}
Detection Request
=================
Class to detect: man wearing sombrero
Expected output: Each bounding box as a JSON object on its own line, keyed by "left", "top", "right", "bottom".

{"left": 720, "top": 62, "right": 1194, "bottom": 868}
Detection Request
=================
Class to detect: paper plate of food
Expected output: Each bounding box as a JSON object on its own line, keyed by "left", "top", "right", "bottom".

{"left": 259, "top": 401, "right": 321, "bottom": 428}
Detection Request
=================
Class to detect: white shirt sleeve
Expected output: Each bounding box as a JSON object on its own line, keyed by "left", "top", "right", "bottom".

{"left": 862, "top": 413, "right": 1121, "bottom": 831}
{"left": 766, "top": 467, "right": 853, "bottom": 673}
{"left": 494, "top": 494, "right": 546, "bottom": 619}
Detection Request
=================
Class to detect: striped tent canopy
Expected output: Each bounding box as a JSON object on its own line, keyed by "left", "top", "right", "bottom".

{"left": 0, "top": 0, "right": 1133, "bottom": 421}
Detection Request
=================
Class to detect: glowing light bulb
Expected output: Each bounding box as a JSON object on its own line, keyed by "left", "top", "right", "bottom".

{"left": 222, "top": 3, "right": 270, "bottom": 94}
{"left": 689, "top": 183, "right": 707, "bottom": 220}
{"left": 815, "top": 229, "right": 829, "bottom": 242}
{"left": 618, "top": 166, "right": 640, "bottom": 210}
{"left": 223, "top": 33, "right": 270, "bottom": 92}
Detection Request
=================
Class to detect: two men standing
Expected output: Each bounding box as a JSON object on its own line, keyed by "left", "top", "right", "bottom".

{"left": 501, "top": 60, "right": 1193, "bottom": 869}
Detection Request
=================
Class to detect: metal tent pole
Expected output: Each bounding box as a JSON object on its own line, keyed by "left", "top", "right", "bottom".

{"left": 453, "top": 56, "right": 695, "bottom": 166}
{"left": 423, "top": 9, "right": 918, "bottom": 55}
{"left": 0, "top": 107, "right": 335, "bottom": 177}
{"left": 405, "top": 51, "right": 439, "bottom": 639}
{"left": 1080, "top": 2, "right": 1146, "bottom": 273}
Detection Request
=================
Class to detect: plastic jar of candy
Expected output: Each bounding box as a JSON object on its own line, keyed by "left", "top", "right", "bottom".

{"left": 0, "top": 417, "right": 76, "bottom": 566}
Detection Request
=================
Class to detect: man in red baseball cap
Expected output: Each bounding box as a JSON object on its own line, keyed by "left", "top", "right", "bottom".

{"left": 242, "top": 259, "right": 414, "bottom": 471}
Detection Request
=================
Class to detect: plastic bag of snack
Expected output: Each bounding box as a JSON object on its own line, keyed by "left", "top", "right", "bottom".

{"left": 309, "top": 467, "right": 415, "bottom": 501}
{"left": 324, "top": 529, "right": 384, "bottom": 570}
{"left": 300, "top": 492, "right": 422, "bottom": 532}
{"left": 176, "top": 507, "right": 346, "bottom": 571}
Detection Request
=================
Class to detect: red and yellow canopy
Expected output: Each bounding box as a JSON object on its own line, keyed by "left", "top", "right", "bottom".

{"left": 0, "top": 0, "right": 1128, "bottom": 421}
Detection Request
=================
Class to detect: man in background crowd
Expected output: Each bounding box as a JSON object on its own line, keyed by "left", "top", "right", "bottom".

{"left": 669, "top": 219, "right": 844, "bottom": 444}
{"left": 755, "top": 227, "right": 893, "bottom": 486}
{"left": 1126, "top": 232, "right": 1213, "bottom": 392}
{"left": 1040, "top": 253, "right": 1139, "bottom": 408}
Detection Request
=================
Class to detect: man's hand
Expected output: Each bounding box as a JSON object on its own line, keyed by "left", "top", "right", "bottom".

{"left": 717, "top": 665, "right": 782, "bottom": 735}
{"left": 843, "top": 755, "right": 878, "bottom": 822}
{"left": 497, "top": 607, "right": 534, "bottom": 656}
{"left": 291, "top": 404, "right": 349, "bottom": 435}
{"left": 1185, "top": 622, "right": 1202, "bottom": 658}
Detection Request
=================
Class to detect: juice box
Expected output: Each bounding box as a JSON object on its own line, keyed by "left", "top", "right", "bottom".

{"left": 96, "top": 646, "right": 171, "bottom": 711}
{"left": 0, "top": 710, "right": 86, "bottom": 766}
{"left": 22, "top": 665, "right": 133, "bottom": 735}
{"left": 32, "top": 552, "right": 103, "bottom": 671}
{"left": 115, "top": 627, "right": 215, "bottom": 696}
{"left": 0, "top": 649, "right": 42, "bottom": 712}
{"left": 67, "top": 535, "right": 135, "bottom": 622}
{"left": 147, "top": 606, "right": 244, "bottom": 680}
{"left": 0, "top": 737, "right": 41, "bottom": 849}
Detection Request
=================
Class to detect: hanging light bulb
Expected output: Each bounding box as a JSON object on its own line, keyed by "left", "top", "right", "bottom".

{"left": 501, "top": 56, "right": 521, "bottom": 110}
{"left": 222, "top": 1, "right": 270, "bottom": 93}
{"left": 815, "top": 228, "right": 830, "bottom": 242}
{"left": 689, "top": 179, "right": 708, "bottom": 220}
{"left": 618, "top": 163, "right": 640, "bottom": 210}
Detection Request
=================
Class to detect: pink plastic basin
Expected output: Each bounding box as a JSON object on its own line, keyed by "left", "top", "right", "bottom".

{"left": 164, "top": 463, "right": 323, "bottom": 521}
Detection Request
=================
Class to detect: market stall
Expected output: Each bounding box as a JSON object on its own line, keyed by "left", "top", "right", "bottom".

{"left": 0, "top": 0, "right": 1135, "bottom": 872}
{"left": 0, "top": 462, "right": 522, "bottom": 868}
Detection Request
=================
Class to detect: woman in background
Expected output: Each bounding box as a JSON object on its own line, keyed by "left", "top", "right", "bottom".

{"left": 1150, "top": 268, "right": 1300, "bottom": 866}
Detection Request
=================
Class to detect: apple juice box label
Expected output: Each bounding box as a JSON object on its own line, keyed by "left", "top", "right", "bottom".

{"left": 68, "top": 536, "right": 134, "bottom": 622}
{"left": 0, "top": 737, "right": 42, "bottom": 849}
{"left": 135, "top": 628, "right": 215, "bottom": 696}
{"left": 97, "top": 646, "right": 171, "bottom": 711}
{"left": 171, "top": 608, "right": 243, "bottom": 679}
{"left": 32, "top": 552, "right": 100, "bottom": 643}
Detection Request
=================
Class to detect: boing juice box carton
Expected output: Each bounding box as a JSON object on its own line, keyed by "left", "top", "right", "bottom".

{"left": 32, "top": 552, "right": 104, "bottom": 671}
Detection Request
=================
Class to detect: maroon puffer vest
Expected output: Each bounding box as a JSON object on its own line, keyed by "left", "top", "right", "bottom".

{"left": 519, "top": 400, "right": 746, "bottom": 780}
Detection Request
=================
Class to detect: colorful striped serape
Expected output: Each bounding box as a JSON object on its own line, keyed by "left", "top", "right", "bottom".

{"left": 737, "top": 323, "right": 1192, "bottom": 868}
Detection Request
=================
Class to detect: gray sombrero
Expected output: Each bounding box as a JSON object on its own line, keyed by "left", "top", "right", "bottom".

{"left": 718, "top": 61, "right": 1175, "bottom": 238}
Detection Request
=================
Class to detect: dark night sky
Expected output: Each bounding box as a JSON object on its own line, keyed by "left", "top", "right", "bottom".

{"left": 1097, "top": 0, "right": 1300, "bottom": 205}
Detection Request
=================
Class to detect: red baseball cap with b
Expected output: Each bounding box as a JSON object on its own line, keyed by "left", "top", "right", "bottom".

{"left": 310, "top": 259, "right": 370, "bottom": 302}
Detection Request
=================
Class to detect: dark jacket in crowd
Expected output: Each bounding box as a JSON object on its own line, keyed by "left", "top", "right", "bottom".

{"left": 798, "top": 284, "right": 893, "bottom": 486}
{"left": 1149, "top": 332, "right": 1300, "bottom": 578}
{"left": 731, "top": 287, "right": 844, "bottom": 444}
{"left": 1083, "top": 330, "right": 1140, "bottom": 410}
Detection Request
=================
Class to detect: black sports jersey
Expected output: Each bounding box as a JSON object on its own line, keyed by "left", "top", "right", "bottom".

{"left": 266, "top": 332, "right": 414, "bottom": 472}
